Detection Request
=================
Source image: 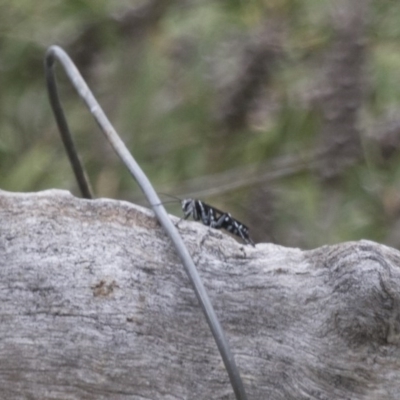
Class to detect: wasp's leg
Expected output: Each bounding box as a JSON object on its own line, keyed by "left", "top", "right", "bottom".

{"left": 175, "top": 211, "right": 191, "bottom": 227}
{"left": 198, "top": 203, "right": 214, "bottom": 227}
{"left": 211, "top": 213, "right": 232, "bottom": 230}
{"left": 235, "top": 222, "right": 255, "bottom": 247}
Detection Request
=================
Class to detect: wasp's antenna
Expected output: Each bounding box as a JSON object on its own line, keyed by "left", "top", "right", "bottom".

{"left": 152, "top": 199, "right": 181, "bottom": 206}
{"left": 158, "top": 192, "right": 182, "bottom": 202}
{"left": 151, "top": 193, "right": 182, "bottom": 207}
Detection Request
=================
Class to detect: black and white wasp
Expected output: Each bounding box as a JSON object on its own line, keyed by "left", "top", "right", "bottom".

{"left": 180, "top": 198, "right": 255, "bottom": 246}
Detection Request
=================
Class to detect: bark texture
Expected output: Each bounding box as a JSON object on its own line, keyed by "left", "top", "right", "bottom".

{"left": 1, "top": 189, "right": 400, "bottom": 400}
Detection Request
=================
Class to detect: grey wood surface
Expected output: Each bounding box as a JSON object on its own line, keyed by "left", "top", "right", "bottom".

{"left": 1, "top": 189, "right": 400, "bottom": 399}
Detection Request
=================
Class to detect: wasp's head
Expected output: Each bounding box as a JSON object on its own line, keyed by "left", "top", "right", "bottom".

{"left": 181, "top": 198, "right": 194, "bottom": 212}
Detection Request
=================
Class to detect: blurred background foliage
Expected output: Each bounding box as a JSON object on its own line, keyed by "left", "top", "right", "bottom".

{"left": 2, "top": 0, "right": 400, "bottom": 249}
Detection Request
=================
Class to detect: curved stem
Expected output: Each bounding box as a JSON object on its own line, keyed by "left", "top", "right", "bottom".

{"left": 44, "top": 45, "right": 249, "bottom": 400}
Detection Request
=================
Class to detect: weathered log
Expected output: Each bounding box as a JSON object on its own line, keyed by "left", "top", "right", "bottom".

{"left": 0, "top": 189, "right": 400, "bottom": 399}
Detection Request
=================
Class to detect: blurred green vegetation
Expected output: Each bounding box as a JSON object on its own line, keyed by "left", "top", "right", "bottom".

{"left": 2, "top": 0, "right": 400, "bottom": 249}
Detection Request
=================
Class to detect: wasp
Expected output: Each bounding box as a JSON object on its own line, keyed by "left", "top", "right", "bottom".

{"left": 180, "top": 198, "right": 255, "bottom": 246}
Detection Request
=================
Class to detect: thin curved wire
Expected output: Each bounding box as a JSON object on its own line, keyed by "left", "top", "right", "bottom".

{"left": 44, "top": 45, "right": 248, "bottom": 400}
